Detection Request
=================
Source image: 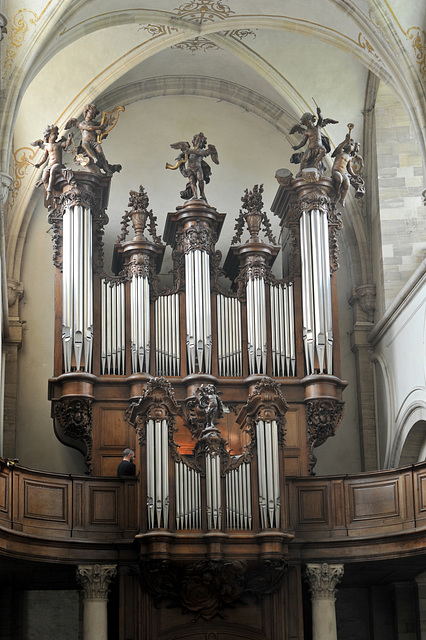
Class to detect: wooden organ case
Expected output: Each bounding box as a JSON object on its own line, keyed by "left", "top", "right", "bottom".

{"left": 46, "top": 165, "right": 347, "bottom": 639}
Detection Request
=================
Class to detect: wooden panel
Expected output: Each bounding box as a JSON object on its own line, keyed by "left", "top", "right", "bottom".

{"left": 98, "top": 405, "right": 130, "bottom": 447}
{"left": 349, "top": 481, "right": 399, "bottom": 522}
{"left": 0, "top": 471, "right": 10, "bottom": 522}
{"left": 415, "top": 469, "right": 426, "bottom": 515}
{"left": 285, "top": 456, "right": 302, "bottom": 477}
{"left": 24, "top": 479, "right": 69, "bottom": 522}
{"left": 89, "top": 487, "right": 119, "bottom": 525}
{"left": 297, "top": 486, "right": 329, "bottom": 524}
{"left": 101, "top": 455, "right": 124, "bottom": 477}
{"left": 284, "top": 408, "right": 301, "bottom": 448}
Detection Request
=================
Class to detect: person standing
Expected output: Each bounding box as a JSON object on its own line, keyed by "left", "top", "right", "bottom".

{"left": 117, "top": 448, "right": 136, "bottom": 477}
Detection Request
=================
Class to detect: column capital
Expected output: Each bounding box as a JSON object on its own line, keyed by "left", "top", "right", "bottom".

{"left": 76, "top": 564, "right": 117, "bottom": 600}
{"left": 305, "top": 563, "right": 344, "bottom": 599}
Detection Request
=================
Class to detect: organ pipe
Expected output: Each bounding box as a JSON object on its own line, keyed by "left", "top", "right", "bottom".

{"left": 61, "top": 205, "right": 93, "bottom": 373}
{"left": 300, "top": 210, "right": 333, "bottom": 374}
{"left": 185, "top": 250, "right": 212, "bottom": 374}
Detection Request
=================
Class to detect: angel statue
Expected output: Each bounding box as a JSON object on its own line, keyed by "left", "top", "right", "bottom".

{"left": 166, "top": 132, "right": 219, "bottom": 201}
{"left": 65, "top": 103, "right": 123, "bottom": 175}
{"left": 331, "top": 124, "right": 365, "bottom": 205}
{"left": 31, "top": 124, "right": 75, "bottom": 195}
{"left": 289, "top": 106, "right": 338, "bottom": 174}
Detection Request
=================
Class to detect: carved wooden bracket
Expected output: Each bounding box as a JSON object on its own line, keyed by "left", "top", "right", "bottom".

{"left": 53, "top": 397, "right": 93, "bottom": 473}
{"left": 137, "top": 557, "right": 287, "bottom": 621}
{"left": 306, "top": 398, "right": 344, "bottom": 475}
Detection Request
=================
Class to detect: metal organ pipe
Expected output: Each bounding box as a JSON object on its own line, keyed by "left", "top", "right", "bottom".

{"left": 185, "top": 249, "right": 212, "bottom": 374}
{"left": 300, "top": 210, "right": 333, "bottom": 375}
{"left": 226, "top": 459, "right": 252, "bottom": 530}
{"left": 146, "top": 419, "right": 169, "bottom": 529}
{"left": 100, "top": 279, "right": 126, "bottom": 375}
{"left": 269, "top": 282, "right": 296, "bottom": 377}
{"left": 155, "top": 293, "right": 180, "bottom": 377}
{"left": 130, "top": 274, "right": 150, "bottom": 374}
{"left": 62, "top": 206, "right": 93, "bottom": 373}
{"left": 216, "top": 294, "right": 242, "bottom": 377}
{"left": 246, "top": 274, "right": 267, "bottom": 375}
{"left": 256, "top": 420, "right": 280, "bottom": 528}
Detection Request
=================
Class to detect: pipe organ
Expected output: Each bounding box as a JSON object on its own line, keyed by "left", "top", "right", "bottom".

{"left": 43, "top": 158, "right": 349, "bottom": 640}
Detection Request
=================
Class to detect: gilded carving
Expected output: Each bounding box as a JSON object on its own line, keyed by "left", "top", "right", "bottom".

{"left": 76, "top": 564, "right": 117, "bottom": 599}
{"left": 306, "top": 399, "right": 344, "bottom": 475}
{"left": 138, "top": 558, "right": 286, "bottom": 621}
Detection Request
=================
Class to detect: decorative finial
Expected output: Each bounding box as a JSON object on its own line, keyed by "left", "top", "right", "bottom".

{"left": 232, "top": 184, "right": 276, "bottom": 245}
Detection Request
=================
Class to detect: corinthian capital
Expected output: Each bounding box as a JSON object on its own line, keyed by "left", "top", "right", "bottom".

{"left": 305, "top": 563, "right": 344, "bottom": 599}
{"left": 76, "top": 564, "right": 117, "bottom": 600}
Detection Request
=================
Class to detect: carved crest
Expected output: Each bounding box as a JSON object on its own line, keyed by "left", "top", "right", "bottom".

{"left": 137, "top": 558, "right": 287, "bottom": 621}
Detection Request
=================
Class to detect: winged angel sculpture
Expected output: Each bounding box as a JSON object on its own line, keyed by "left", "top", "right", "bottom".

{"left": 65, "top": 103, "right": 124, "bottom": 175}
{"left": 289, "top": 106, "right": 338, "bottom": 174}
{"left": 166, "top": 132, "right": 219, "bottom": 202}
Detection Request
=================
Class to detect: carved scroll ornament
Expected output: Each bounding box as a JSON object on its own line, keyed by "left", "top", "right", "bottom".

{"left": 126, "top": 377, "right": 179, "bottom": 447}
{"left": 54, "top": 398, "right": 93, "bottom": 473}
{"left": 242, "top": 378, "right": 288, "bottom": 455}
{"left": 137, "top": 558, "right": 287, "bottom": 621}
{"left": 306, "top": 398, "right": 344, "bottom": 475}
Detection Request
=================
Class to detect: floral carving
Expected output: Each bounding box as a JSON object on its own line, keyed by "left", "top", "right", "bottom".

{"left": 241, "top": 378, "right": 288, "bottom": 456}
{"left": 177, "top": 220, "right": 217, "bottom": 254}
{"left": 138, "top": 558, "right": 286, "bottom": 621}
{"left": 117, "top": 185, "right": 161, "bottom": 243}
{"left": 232, "top": 184, "right": 276, "bottom": 245}
{"left": 327, "top": 205, "right": 343, "bottom": 273}
{"left": 54, "top": 398, "right": 93, "bottom": 473}
{"left": 76, "top": 564, "right": 117, "bottom": 599}
{"left": 305, "top": 563, "right": 344, "bottom": 599}
{"left": 306, "top": 399, "right": 344, "bottom": 475}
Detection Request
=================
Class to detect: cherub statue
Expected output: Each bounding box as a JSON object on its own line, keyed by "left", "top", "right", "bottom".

{"left": 166, "top": 132, "right": 219, "bottom": 201}
{"left": 31, "top": 124, "right": 74, "bottom": 195}
{"left": 197, "top": 384, "right": 224, "bottom": 429}
{"left": 331, "top": 124, "right": 365, "bottom": 205}
{"left": 289, "top": 106, "right": 338, "bottom": 174}
{"left": 65, "top": 103, "right": 122, "bottom": 175}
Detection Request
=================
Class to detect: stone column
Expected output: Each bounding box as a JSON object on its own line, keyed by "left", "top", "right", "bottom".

{"left": 76, "top": 564, "right": 117, "bottom": 640}
{"left": 305, "top": 563, "right": 344, "bottom": 640}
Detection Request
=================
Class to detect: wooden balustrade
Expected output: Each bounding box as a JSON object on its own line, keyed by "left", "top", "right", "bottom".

{"left": 1, "top": 460, "right": 426, "bottom": 562}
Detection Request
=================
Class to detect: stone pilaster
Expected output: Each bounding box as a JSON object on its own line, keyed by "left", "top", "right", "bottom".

{"left": 305, "top": 563, "right": 344, "bottom": 640}
{"left": 76, "top": 564, "right": 117, "bottom": 640}
{"left": 349, "top": 284, "right": 377, "bottom": 471}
